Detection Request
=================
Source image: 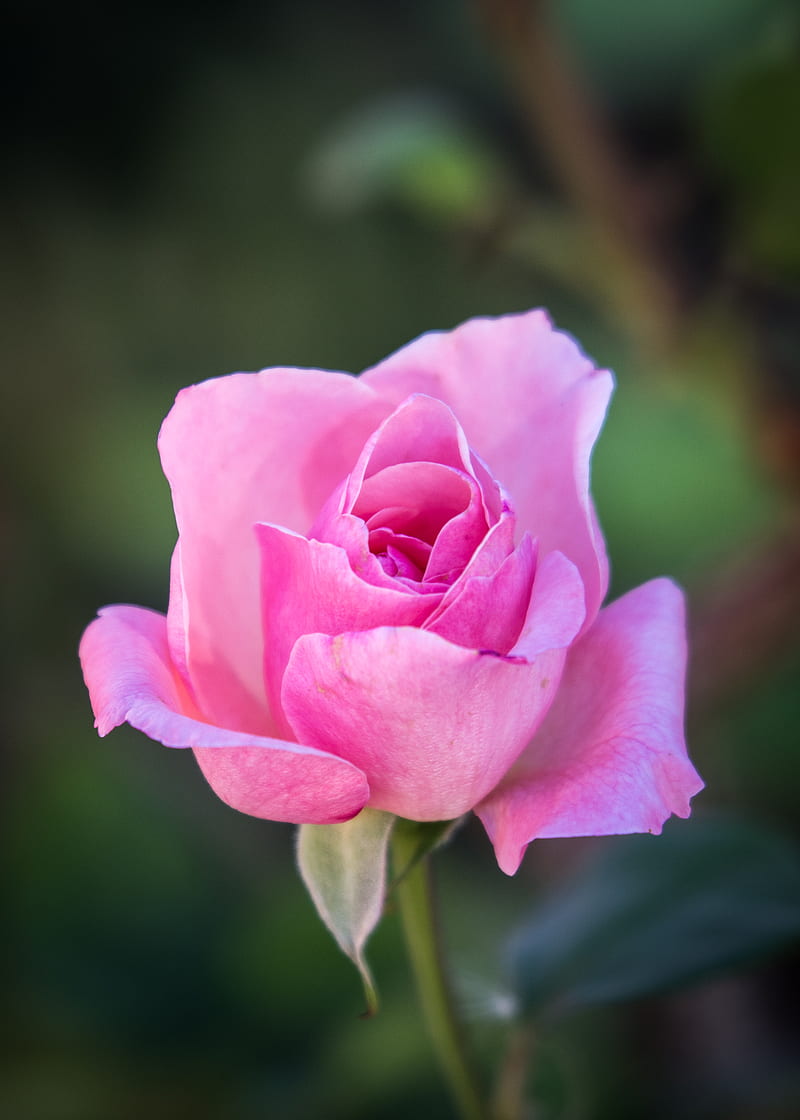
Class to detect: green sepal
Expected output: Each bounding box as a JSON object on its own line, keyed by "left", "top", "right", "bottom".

{"left": 297, "top": 809, "right": 396, "bottom": 1015}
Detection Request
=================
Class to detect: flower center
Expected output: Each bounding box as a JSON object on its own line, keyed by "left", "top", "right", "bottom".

{"left": 352, "top": 461, "right": 481, "bottom": 586}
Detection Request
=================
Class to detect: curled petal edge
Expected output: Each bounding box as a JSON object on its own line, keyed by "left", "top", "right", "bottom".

{"left": 477, "top": 579, "right": 704, "bottom": 874}
{"left": 79, "top": 604, "right": 370, "bottom": 824}
{"left": 282, "top": 624, "right": 570, "bottom": 823}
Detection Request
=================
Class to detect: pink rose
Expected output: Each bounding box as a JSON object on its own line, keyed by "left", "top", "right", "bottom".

{"left": 80, "top": 311, "right": 702, "bottom": 873}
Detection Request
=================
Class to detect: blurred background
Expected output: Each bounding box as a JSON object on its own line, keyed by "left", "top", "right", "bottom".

{"left": 3, "top": 1, "right": 799, "bottom": 1117}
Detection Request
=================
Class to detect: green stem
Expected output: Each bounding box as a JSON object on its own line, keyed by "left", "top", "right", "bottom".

{"left": 392, "top": 826, "right": 487, "bottom": 1120}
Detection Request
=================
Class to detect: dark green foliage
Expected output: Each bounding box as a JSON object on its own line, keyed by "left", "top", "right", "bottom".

{"left": 508, "top": 816, "right": 800, "bottom": 1019}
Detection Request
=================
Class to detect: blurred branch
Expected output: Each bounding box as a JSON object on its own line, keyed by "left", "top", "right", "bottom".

{"left": 474, "top": 0, "right": 681, "bottom": 348}
{"left": 491, "top": 1023, "right": 537, "bottom": 1120}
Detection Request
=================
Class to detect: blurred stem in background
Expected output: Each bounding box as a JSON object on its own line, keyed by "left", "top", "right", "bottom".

{"left": 491, "top": 1024, "right": 536, "bottom": 1120}
{"left": 476, "top": 0, "right": 681, "bottom": 349}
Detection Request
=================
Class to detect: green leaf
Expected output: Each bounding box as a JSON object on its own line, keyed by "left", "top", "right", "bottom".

{"left": 304, "top": 93, "right": 503, "bottom": 223}
{"left": 297, "top": 809, "right": 395, "bottom": 1015}
{"left": 508, "top": 816, "right": 800, "bottom": 1020}
{"left": 556, "top": 0, "right": 783, "bottom": 107}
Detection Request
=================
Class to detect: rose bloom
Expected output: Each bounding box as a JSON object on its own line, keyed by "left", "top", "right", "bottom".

{"left": 80, "top": 311, "right": 702, "bottom": 873}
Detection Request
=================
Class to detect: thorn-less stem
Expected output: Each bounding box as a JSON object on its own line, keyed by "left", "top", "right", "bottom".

{"left": 392, "top": 824, "right": 488, "bottom": 1120}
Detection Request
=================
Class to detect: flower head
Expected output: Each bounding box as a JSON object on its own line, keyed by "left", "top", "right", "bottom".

{"left": 80, "top": 311, "right": 703, "bottom": 873}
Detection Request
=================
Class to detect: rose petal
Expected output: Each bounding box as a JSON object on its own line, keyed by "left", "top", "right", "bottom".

{"left": 443, "top": 508, "right": 517, "bottom": 582}
{"left": 351, "top": 393, "right": 475, "bottom": 481}
{"left": 425, "top": 482, "right": 492, "bottom": 584}
{"left": 158, "top": 368, "right": 389, "bottom": 732}
{"left": 350, "top": 458, "right": 490, "bottom": 586}
{"left": 361, "top": 311, "right": 612, "bottom": 625}
{"left": 370, "top": 529, "right": 431, "bottom": 576}
{"left": 281, "top": 626, "right": 568, "bottom": 821}
{"left": 424, "top": 533, "right": 536, "bottom": 653}
{"left": 308, "top": 499, "right": 396, "bottom": 590}
{"left": 79, "top": 604, "right": 370, "bottom": 823}
{"left": 353, "top": 462, "right": 478, "bottom": 544}
{"left": 510, "top": 550, "right": 586, "bottom": 659}
{"left": 166, "top": 540, "right": 192, "bottom": 695}
{"left": 319, "top": 392, "right": 503, "bottom": 531}
{"left": 257, "top": 523, "right": 440, "bottom": 732}
{"left": 477, "top": 579, "right": 704, "bottom": 875}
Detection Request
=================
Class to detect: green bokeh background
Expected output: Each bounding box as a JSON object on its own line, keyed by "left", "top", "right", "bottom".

{"left": 3, "top": 2, "right": 799, "bottom": 1117}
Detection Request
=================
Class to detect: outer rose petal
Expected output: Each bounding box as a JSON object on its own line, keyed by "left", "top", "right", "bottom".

{"left": 79, "top": 604, "right": 369, "bottom": 823}
{"left": 158, "top": 369, "right": 390, "bottom": 734}
{"left": 361, "top": 311, "right": 612, "bottom": 626}
{"left": 477, "top": 579, "right": 704, "bottom": 875}
{"left": 281, "top": 626, "right": 568, "bottom": 822}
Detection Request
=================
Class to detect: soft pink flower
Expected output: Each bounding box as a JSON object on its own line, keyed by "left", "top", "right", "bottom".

{"left": 80, "top": 311, "right": 703, "bottom": 873}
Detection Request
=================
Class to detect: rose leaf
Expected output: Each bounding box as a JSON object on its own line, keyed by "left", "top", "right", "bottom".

{"left": 506, "top": 814, "right": 800, "bottom": 1020}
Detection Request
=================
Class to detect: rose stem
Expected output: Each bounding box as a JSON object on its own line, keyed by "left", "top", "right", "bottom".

{"left": 392, "top": 827, "right": 487, "bottom": 1120}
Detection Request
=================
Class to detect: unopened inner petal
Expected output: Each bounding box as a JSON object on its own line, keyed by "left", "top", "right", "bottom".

{"left": 354, "top": 462, "right": 477, "bottom": 545}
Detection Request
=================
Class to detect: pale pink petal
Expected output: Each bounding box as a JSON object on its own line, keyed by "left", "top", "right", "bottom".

{"left": 79, "top": 604, "right": 370, "bottom": 823}
{"left": 369, "top": 529, "right": 431, "bottom": 577}
{"left": 350, "top": 458, "right": 490, "bottom": 585}
{"left": 510, "top": 550, "right": 586, "bottom": 660}
{"left": 158, "top": 369, "right": 390, "bottom": 733}
{"left": 424, "top": 481, "right": 491, "bottom": 584}
{"left": 332, "top": 392, "right": 504, "bottom": 527}
{"left": 361, "top": 311, "right": 612, "bottom": 624}
{"left": 348, "top": 393, "right": 475, "bottom": 486}
{"left": 424, "top": 533, "right": 536, "bottom": 654}
{"left": 166, "top": 540, "right": 192, "bottom": 695}
{"left": 309, "top": 499, "right": 400, "bottom": 591}
{"left": 281, "top": 627, "right": 568, "bottom": 821}
{"left": 477, "top": 579, "right": 704, "bottom": 875}
{"left": 256, "top": 524, "right": 440, "bottom": 732}
{"left": 316, "top": 461, "right": 489, "bottom": 589}
{"left": 440, "top": 508, "right": 517, "bottom": 583}
{"left": 353, "top": 462, "right": 478, "bottom": 544}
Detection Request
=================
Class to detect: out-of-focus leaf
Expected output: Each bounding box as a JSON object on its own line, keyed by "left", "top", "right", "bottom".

{"left": 556, "top": 0, "right": 786, "bottom": 106}
{"left": 297, "top": 809, "right": 395, "bottom": 1015}
{"left": 593, "top": 367, "right": 777, "bottom": 592}
{"left": 507, "top": 816, "right": 800, "bottom": 1020}
{"left": 304, "top": 93, "right": 504, "bottom": 222}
